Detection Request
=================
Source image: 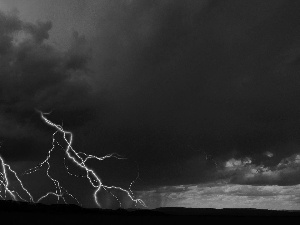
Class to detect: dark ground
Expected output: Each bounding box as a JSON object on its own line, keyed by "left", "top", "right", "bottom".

{"left": 0, "top": 200, "right": 299, "bottom": 224}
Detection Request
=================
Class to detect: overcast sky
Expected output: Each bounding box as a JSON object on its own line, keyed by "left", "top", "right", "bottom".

{"left": 1, "top": 0, "right": 300, "bottom": 209}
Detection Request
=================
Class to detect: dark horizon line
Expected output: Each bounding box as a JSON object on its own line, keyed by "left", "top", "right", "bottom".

{"left": 0, "top": 199, "right": 299, "bottom": 213}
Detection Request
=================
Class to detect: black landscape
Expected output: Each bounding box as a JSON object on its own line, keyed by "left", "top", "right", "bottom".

{"left": 0, "top": 200, "right": 299, "bottom": 224}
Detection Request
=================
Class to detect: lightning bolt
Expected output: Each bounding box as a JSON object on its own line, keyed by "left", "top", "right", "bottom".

{"left": 0, "top": 111, "right": 146, "bottom": 209}
{"left": 0, "top": 155, "right": 33, "bottom": 202}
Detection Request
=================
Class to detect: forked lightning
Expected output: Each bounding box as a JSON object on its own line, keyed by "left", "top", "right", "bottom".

{"left": 0, "top": 110, "right": 146, "bottom": 208}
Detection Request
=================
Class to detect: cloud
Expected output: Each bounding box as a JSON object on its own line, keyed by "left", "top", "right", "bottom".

{"left": 0, "top": 10, "right": 95, "bottom": 161}
{"left": 137, "top": 182, "right": 300, "bottom": 209}
{"left": 3, "top": 0, "right": 300, "bottom": 190}
{"left": 62, "top": 0, "right": 300, "bottom": 188}
{"left": 264, "top": 151, "right": 274, "bottom": 158}
{"left": 220, "top": 153, "right": 300, "bottom": 186}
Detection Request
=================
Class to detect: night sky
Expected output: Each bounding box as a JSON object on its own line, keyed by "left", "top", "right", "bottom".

{"left": 1, "top": 0, "right": 300, "bottom": 210}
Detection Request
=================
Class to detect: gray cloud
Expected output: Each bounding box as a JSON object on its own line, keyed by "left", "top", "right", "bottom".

{"left": 220, "top": 153, "right": 300, "bottom": 186}
{"left": 137, "top": 183, "right": 300, "bottom": 209}
{"left": 78, "top": 0, "right": 300, "bottom": 188}
{"left": 3, "top": 0, "right": 300, "bottom": 190}
{"left": 0, "top": 10, "right": 95, "bottom": 161}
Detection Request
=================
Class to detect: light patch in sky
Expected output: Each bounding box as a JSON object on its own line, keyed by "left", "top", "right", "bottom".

{"left": 225, "top": 157, "right": 252, "bottom": 169}
{"left": 138, "top": 183, "right": 300, "bottom": 210}
{"left": 264, "top": 151, "right": 274, "bottom": 158}
{"left": 0, "top": 0, "right": 99, "bottom": 50}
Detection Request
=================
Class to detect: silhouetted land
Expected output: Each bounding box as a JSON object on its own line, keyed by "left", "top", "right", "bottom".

{"left": 0, "top": 200, "right": 299, "bottom": 224}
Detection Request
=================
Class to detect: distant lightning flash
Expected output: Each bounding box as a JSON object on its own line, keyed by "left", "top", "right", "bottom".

{"left": 0, "top": 111, "right": 146, "bottom": 208}
{"left": 188, "top": 145, "right": 219, "bottom": 170}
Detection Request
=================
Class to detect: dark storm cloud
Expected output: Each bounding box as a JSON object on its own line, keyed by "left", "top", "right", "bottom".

{"left": 3, "top": 0, "right": 300, "bottom": 189}
{"left": 76, "top": 0, "right": 300, "bottom": 188}
{"left": 0, "top": 10, "right": 94, "bottom": 160}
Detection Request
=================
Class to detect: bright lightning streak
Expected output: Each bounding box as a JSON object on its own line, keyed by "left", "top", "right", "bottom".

{"left": 0, "top": 111, "right": 146, "bottom": 209}
{"left": 0, "top": 155, "right": 33, "bottom": 202}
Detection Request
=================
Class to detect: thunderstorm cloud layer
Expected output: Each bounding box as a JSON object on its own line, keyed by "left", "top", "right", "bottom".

{"left": 1, "top": 0, "right": 300, "bottom": 209}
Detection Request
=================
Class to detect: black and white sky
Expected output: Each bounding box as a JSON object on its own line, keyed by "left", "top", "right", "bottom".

{"left": 1, "top": 0, "right": 300, "bottom": 209}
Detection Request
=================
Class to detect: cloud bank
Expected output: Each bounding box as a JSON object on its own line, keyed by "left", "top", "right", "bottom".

{"left": 2, "top": 0, "right": 300, "bottom": 190}
{"left": 0, "top": 10, "right": 95, "bottom": 161}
